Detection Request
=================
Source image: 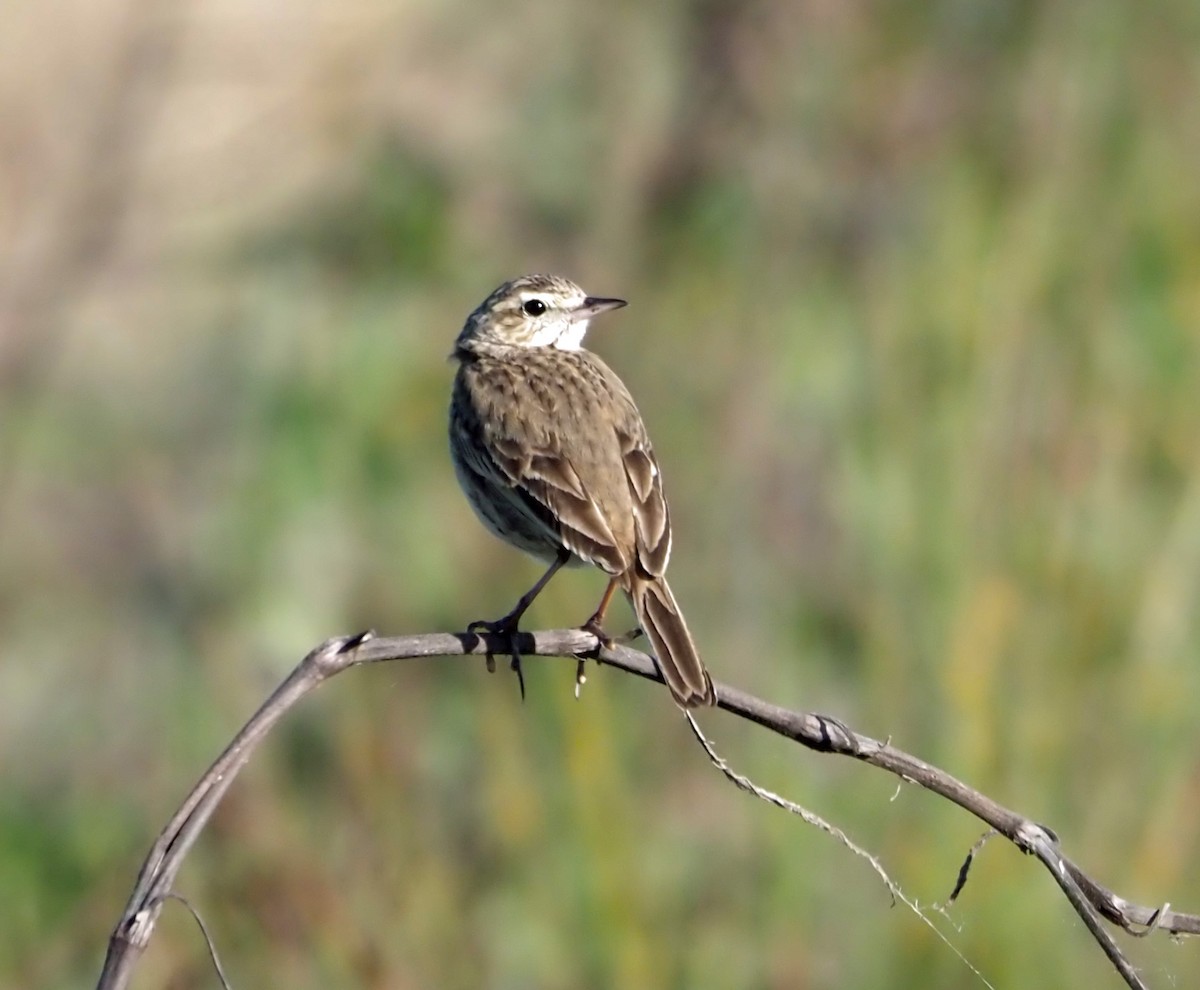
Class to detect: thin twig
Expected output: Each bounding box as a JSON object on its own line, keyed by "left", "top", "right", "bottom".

{"left": 683, "top": 711, "right": 997, "bottom": 989}
{"left": 157, "top": 894, "right": 233, "bottom": 990}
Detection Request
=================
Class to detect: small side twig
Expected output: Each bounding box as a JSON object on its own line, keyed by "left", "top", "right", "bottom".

{"left": 683, "top": 711, "right": 997, "bottom": 989}
{"left": 158, "top": 894, "right": 233, "bottom": 990}
{"left": 945, "top": 829, "right": 999, "bottom": 906}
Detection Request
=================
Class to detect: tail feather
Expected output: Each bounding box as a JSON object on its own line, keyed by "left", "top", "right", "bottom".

{"left": 626, "top": 576, "right": 715, "bottom": 707}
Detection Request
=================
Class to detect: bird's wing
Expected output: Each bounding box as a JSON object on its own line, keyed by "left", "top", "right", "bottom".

{"left": 458, "top": 351, "right": 672, "bottom": 578}
{"left": 616, "top": 427, "right": 671, "bottom": 578}
{"left": 488, "top": 434, "right": 631, "bottom": 574}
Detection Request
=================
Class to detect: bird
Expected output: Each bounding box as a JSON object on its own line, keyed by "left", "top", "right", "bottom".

{"left": 448, "top": 273, "right": 716, "bottom": 707}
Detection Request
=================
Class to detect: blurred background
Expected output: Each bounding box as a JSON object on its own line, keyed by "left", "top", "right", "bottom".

{"left": 4, "top": 0, "right": 1200, "bottom": 986}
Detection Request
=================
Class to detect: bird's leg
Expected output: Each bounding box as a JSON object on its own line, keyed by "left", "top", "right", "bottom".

{"left": 467, "top": 548, "right": 571, "bottom": 698}
{"left": 573, "top": 578, "right": 623, "bottom": 700}
{"left": 579, "top": 578, "right": 619, "bottom": 648}
{"left": 468, "top": 549, "right": 570, "bottom": 637}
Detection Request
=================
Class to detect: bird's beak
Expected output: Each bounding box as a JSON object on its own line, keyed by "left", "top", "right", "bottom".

{"left": 574, "top": 296, "right": 627, "bottom": 320}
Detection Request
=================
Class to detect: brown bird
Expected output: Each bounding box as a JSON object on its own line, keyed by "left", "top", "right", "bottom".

{"left": 448, "top": 274, "right": 715, "bottom": 707}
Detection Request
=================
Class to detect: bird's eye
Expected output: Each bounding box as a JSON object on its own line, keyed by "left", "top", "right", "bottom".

{"left": 522, "top": 298, "right": 547, "bottom": 316}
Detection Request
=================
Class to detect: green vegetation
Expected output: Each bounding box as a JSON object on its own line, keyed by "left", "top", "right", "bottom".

{"left": 3, "top": 1, "right": 1199, "bottom": 986}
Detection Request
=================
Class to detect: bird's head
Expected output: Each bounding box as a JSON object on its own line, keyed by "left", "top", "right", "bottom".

{"left": 455, "top": 274, "right": 626, "bottom": 355}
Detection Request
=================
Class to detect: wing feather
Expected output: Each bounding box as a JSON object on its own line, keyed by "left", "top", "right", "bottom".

{"left": 455, "top": 351, "right": 671, "bottom": 578}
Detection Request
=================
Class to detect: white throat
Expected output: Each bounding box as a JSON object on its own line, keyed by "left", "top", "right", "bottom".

{"left": 554, "top": 319, "right": 589, "bottom": 351}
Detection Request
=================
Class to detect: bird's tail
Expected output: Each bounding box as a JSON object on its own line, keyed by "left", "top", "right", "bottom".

{"left": 624, "top": 575, "right": 716, "bottom": 707}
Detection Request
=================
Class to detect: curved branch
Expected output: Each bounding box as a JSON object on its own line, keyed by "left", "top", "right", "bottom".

{"left": 96, "top": 629, "right": 1199, "bottom": 990}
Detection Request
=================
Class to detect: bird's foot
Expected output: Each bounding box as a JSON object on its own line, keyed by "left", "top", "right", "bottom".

{"left": 568, "top": 616, "right": 611, "bottom": 701}
{"left": 579, "top": 614, "right": 615, "bottom": 651}
{"left": 466, "top": 612, "right": 527, "bottom": 700}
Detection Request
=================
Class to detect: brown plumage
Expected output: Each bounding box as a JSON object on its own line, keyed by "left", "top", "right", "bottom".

{"left": 449, "top": 274, "right": 715, "bottom": 707}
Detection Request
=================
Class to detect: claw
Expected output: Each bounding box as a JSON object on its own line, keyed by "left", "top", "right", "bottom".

{"left": 510, "top": 652, "right": 526, "bottom": 700}
{"left": 467, "top": 614, "right": 525, "bottom": 700}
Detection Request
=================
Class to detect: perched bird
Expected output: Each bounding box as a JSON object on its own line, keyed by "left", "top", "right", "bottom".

{"left": 448, "top": 274, "right": 716, "bottom": 707}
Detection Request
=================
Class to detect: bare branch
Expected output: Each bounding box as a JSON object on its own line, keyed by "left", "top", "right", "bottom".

{"left": 96, "top": 628, "right": 1200, "bottom": 990}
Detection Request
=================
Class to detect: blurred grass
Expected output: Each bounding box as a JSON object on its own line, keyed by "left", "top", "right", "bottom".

{"left": 3, "top": 0, "right": 1200, "bottom": 986}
